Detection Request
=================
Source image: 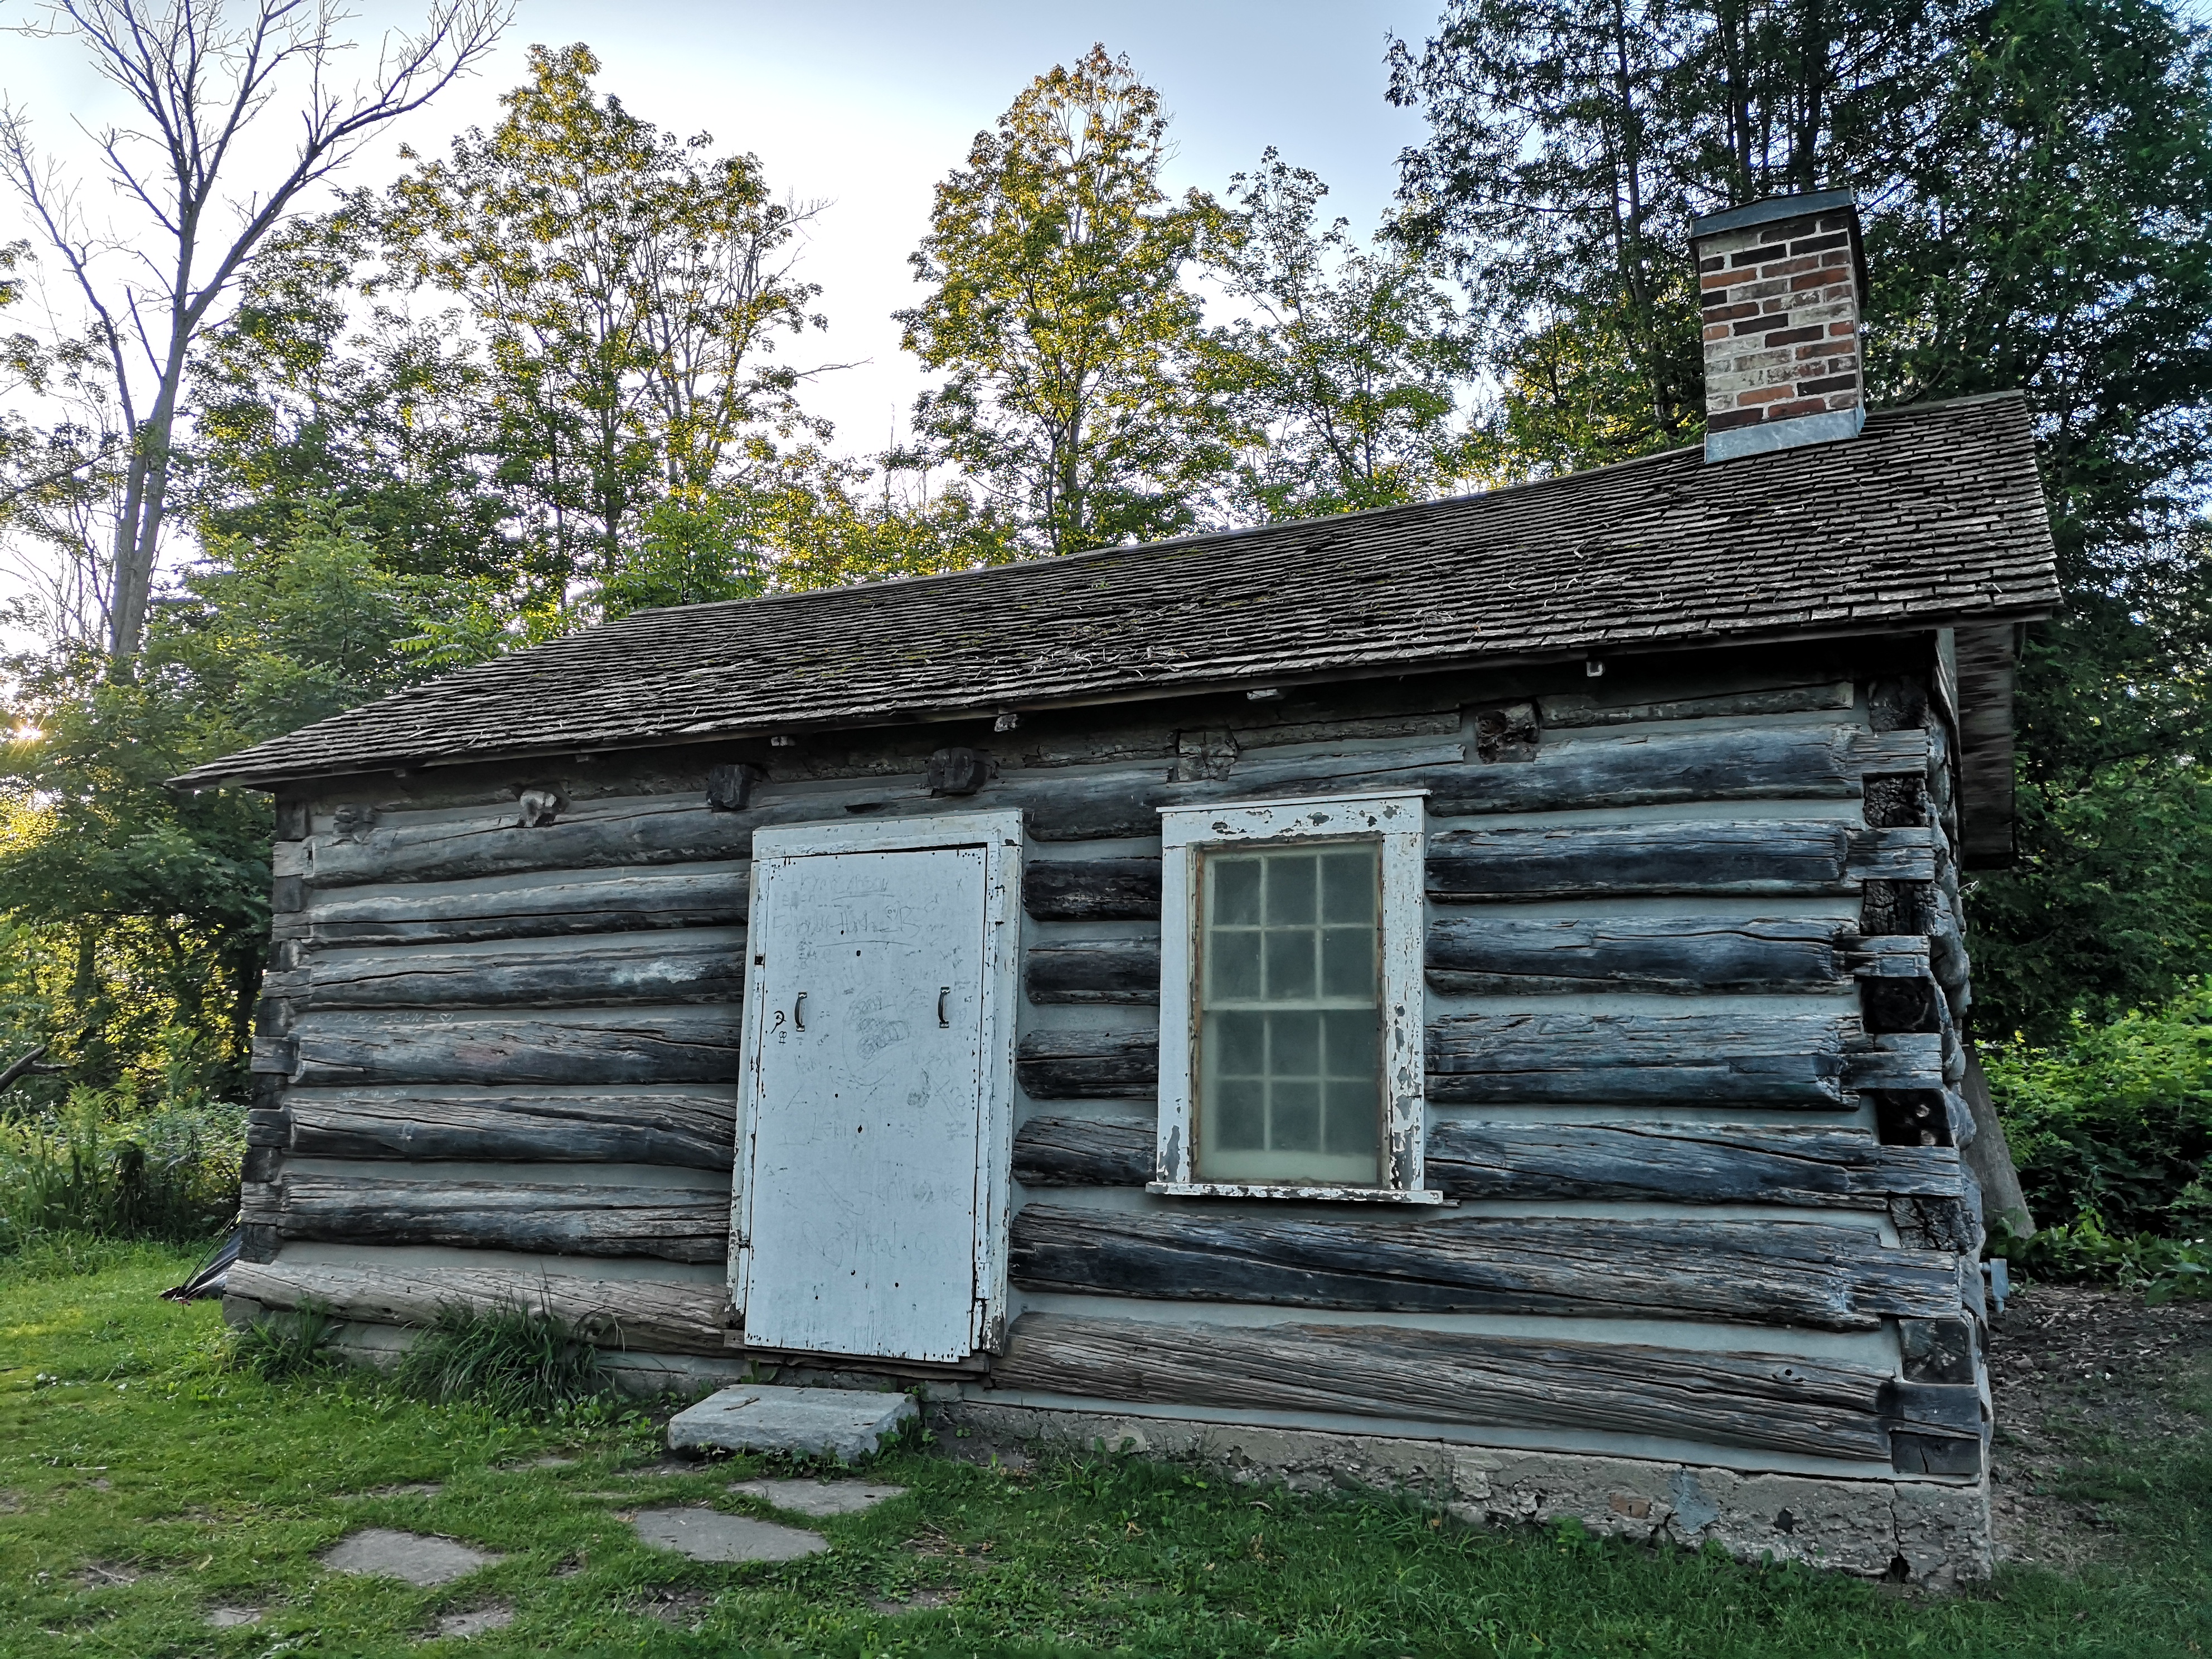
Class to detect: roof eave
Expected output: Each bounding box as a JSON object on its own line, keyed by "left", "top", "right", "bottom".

{"left": 169, "top": 599, "right": 2057, "bottom": 794}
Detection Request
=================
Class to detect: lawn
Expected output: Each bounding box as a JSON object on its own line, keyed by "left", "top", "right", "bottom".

{"left": 1, "top": 1243, "right": 2207, "bottom": 1658}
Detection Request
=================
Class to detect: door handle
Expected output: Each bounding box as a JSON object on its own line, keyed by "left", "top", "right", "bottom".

{"left": 937, "top": 987, "right": 951, "bottom": 1027}
{"left": 793, "top": 991, "right": 807, "bottom": 1031}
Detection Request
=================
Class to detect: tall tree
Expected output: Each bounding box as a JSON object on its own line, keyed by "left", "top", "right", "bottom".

{"left": 186, "top": 212, "right": 510, "bottom": 583}
{"left": 1388, "top": 0, "right": 2212, "bottom": 1037}
{"left": 0, "top": 0, "right": 508, "bottom": 668}
{"left": 1386, "top": 0, "right": 1947, "bottom": 473}
{"left": 897, "top": 46, "right": 1226, "bottom": 557}
{"left": 380, "top": 42, "right": 830, "bottom": 601}
{"left": 1201, "top": 152, "right": 1473, "bottom": 520}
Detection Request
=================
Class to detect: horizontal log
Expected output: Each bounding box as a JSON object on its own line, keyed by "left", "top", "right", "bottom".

{"left": 299, "top": 726, "right": 1933, "bottom": 889}
{"left": 1008, "top": 1205, "right": 1961, "bottom": 1330}
{"left": 1536, "top": 680, "right": 1855, "bottom": 728}
{"left": 1421, "top": 725, "right": 1924, "bottom": 817}
{"left": 1427, "top": 822, "right": 1936, "bottom": 901}
{"left": 1014, "top": 1114, "right": 1156, "bottom": 1187}
{"left": 1017, "top": 1030, "right": 1158, "bottom": 1100}
{"left": 228, "top": 1260, "right": 736, "bottom": 1356}
{"left": 1425, "top": 1011, "right": 1860, "bottom": 1107}
{"left": 1011, "top": 1115, "right": 1966, "bottom": 1209}
{"left": 278, "top": 867, "right": 749, "bottom": 947}
{"left": 1023, "top": 860, "right": 1163, "bottom": 921}
{"left": 306, "top": 798, "right": 753, "bottom": 887}
{"left": 283, "top": 1009, "right": 743, "bottom": 1087}
{"left": 1425, "top": 1121, "right": 1964, "bottom": 1206}
{"left": 268, "top": 1173, "right": 730, "bottom": 1263}
{"left": 1026, "top": 942, "right": 1161, "bottom": 1005}
{"left": 1020, "top": 1017, "right": 1915, "bottom": 1109}
{"left": 990, "top": 1311, "right": 1894, "bottom": 1461}
{"left": 280, "top": 1088, "right": 737, "bottom": 1169}
{"left": 292, "top": 940, "right": 745, "bottom": 1011}
{"left": 1425, "top": 916, "right": 1856, "bottom": 995}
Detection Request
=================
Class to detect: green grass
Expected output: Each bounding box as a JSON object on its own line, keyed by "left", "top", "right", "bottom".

{"left": 1, "top": 1247, "right": 2207, "bottom": 1657}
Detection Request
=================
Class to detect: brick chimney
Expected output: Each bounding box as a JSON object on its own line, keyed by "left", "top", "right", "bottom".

{"left": 1691, "top": 189, "right": 1869, "bottom": 463}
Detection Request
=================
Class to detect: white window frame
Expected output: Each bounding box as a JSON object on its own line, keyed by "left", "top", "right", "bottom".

{"left": 1152, "top": 792, "right": 1436, "bottom": 1204}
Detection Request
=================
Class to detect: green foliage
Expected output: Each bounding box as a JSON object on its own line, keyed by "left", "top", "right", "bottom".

{"left": 1391, "top": 0, "right": 2212, "bottom": 1038}
{"left": 227, "top": 1298, "right": 339, "bottom": 1381}
{"left": 382, "top": 42, "right": 828, "bottom": 595}
{"left": 0, "top": 1084, "right": 244, "bottom": 1253}
{"left": 0, "top": 498, "right": 455, "bottom": 1094}
{"left": 898, "top": 46, "right": 1229, "bottom": 556}
{"left": 7, "top": 1253, "right": 2212, "bottom": 1654}
{"left": 1983, "top": 978, "right": 2212, "bottom": 1234}
{"left": 393, "top": 1299, "right": 612, "bottom": 1417}
{"left": 1996, "top": 1214, "right": 2212, "bottom": 1300}
{"left": 1200, "top": 151, "right": 1475, "bottom": 518}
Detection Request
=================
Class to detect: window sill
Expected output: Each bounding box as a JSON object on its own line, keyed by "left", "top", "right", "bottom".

{"left": 1146, "top": 1181, "right": 1450, "bottom": 1205}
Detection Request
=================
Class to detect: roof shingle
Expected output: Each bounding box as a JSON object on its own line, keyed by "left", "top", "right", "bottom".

{"left": 180, "top": 392, "right": 2060, "bottom": 788}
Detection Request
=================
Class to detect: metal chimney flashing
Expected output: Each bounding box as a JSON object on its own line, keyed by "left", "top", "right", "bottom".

{"left": 1689, "top": 188, "right": 1857, "bottom": 240}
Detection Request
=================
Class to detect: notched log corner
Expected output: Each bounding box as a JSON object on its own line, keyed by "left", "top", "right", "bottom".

{"left": 926, "top": 747, "right": 992, "bottom": 797}
{"left": 1472, "top": 702, "right": 1539, "bottom": 763}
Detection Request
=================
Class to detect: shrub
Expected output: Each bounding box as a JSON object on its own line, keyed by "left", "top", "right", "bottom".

{"left": 1983, "top": 978, "right": 2212, "bottom": 1237}
{"left": 394, "top": 1299, "right": 610, "bottom": 1415}
{"left": 0, "top": 1084, "right": 244, "bottom": 1252}
{"left": 228, "top": 1298, "right": 339, "bottom": 1379}
{"left": 1996, "top": 1215, "right": 2212, "bottom": 1302}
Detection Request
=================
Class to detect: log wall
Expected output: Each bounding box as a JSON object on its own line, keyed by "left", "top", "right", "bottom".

{"left": 237, "top": 641, "right": 1988, "bottom": 1478}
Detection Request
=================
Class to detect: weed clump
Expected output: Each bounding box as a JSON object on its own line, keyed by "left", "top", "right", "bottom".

{"left": 0, "top": 1083, "right": 243, "bottom": 1254}
{"left": 395, "top": 1299, "right": 610, "bottom": 1415}
{"left": 227, "top": 1298, "right": 338, "bottom": 1380}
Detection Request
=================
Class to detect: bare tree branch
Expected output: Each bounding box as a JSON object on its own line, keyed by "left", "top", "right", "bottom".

{"left": 0, "top": 1043, "right": 70, "bottom": 1092}
{"left": 0, "top": 0, "right": 512, "bottom": 666}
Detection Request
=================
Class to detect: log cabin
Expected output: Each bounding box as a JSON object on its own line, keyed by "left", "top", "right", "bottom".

{"left": 181, "top": 191, "right": 2059, "bottom": 1585}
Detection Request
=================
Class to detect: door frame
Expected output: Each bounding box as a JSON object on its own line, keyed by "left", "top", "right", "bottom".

{"left": 731, "top": 809, "right": 1025, "bottom": 1358}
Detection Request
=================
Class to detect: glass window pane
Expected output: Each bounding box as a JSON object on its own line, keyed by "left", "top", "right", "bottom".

{"left": 1269, "top": 1009, "right": 1320, "bottom": 1077}
{"left": 1265, "top": 854, "right": 1317, "bottom": 925}
{"left": 1214, "top": 1077, "right": 1265, "bottom": 1149}
{"left": 1210, "top": 930, "right": 1262, "bottom": 1002}
{"left": 1213, "top": 858, "right": 1262, "bottom": 925}
{"left": 1321, "top": 926, "right": 1373, "bottom": 999}
{"left": 1323, "top": 1078, "right": 1380, "bottom": 1154}
{"left": 1322, "top": 850, "right": 1375, "bottom": 924}
{"left": 1211, "top": 1010, "right": 1265, "bottom": 1076}
{"left": 1264, "top": 928, "right": 1316, "bottom": 1000}
{"left": 1322, "top": 1009, "right": 1378, "bottom": 1079}
{"left": 1195, "top": 839, "right": 1385, "bottom": 1187}
{"left": 1270, "top": 1079, "right": 1321, "bottom": 1151}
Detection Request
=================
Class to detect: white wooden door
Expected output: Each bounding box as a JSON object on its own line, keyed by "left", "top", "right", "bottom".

{"left": 738, "top": 841, "right": 993, "bottom": 1363}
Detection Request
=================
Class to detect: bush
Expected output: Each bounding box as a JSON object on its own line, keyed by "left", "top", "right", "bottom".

{"left": 228, "top": 1298, "right": 339, "bottom": 1379}
{"left": 1983, "top": 978, "right": 2212, "bottom": 1237}
{"left": 394, "top": 1299, "right": 610, "bottom": 1416}
{"left": 1995, "top": 1215, "right": 2212, "bottom": 1302}
{"left": 0, "top": 1084, "right": 245, "bottom": 1253}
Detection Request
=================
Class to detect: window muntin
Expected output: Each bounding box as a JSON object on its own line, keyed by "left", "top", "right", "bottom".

{"left": 1196, "top": 843, "right": 1382, "bottom": 1184}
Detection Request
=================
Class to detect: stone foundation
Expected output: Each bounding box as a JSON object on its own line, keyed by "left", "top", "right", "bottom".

{"left": 938, "top": 1401, "right": 1992, "bottom": 1589}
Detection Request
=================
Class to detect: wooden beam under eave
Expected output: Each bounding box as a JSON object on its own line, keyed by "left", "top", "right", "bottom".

{"left": 1954, "top": 622, "right": 2023, "bottom": 869}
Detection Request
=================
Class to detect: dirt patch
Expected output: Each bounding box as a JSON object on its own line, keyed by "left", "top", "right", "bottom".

{"left": 871, "top": 1586, "right": 956, "bottom": 1614}
{"left": 75, "top": 1562, "right": 142, "bottom": 1588}
{"left": 636, "top": 1587, "right": 715, "bottom": 1628}
{"left": 1987, "top": 1281, "right": 2212, "bottom": 1570}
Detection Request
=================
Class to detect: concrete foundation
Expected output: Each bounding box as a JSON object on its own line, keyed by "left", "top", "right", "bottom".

{"left": 938, "top": 1401, "right": 1992, "bottom": 1589}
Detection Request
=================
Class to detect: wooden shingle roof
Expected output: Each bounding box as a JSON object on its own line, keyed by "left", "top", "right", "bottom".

{"left": 180, "top": 391, "right": 2059, "bottom": 789}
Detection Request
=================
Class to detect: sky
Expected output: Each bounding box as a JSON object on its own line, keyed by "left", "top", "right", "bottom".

{"left": 3, "top": 0, "right": 1445, "bottom": 473}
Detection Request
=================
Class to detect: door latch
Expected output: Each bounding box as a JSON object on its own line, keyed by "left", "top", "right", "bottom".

{"left": 793, "top": 991, "right": 807, "bottom": 1031}
{"left": 937, "top": 987, "right": 951, "bottom": 1027}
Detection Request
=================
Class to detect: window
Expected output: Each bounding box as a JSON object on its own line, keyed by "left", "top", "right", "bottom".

{"left": 1198, "top": 843, "right": 1381, "bottom": 1182}
{"left": 1154, "top": 793, "right": 1432, "bottom": 1201}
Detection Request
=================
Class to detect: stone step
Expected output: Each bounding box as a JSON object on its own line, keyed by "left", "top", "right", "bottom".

{"left": 667, "top": 1384, "right": 917, "bottom": 1462}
